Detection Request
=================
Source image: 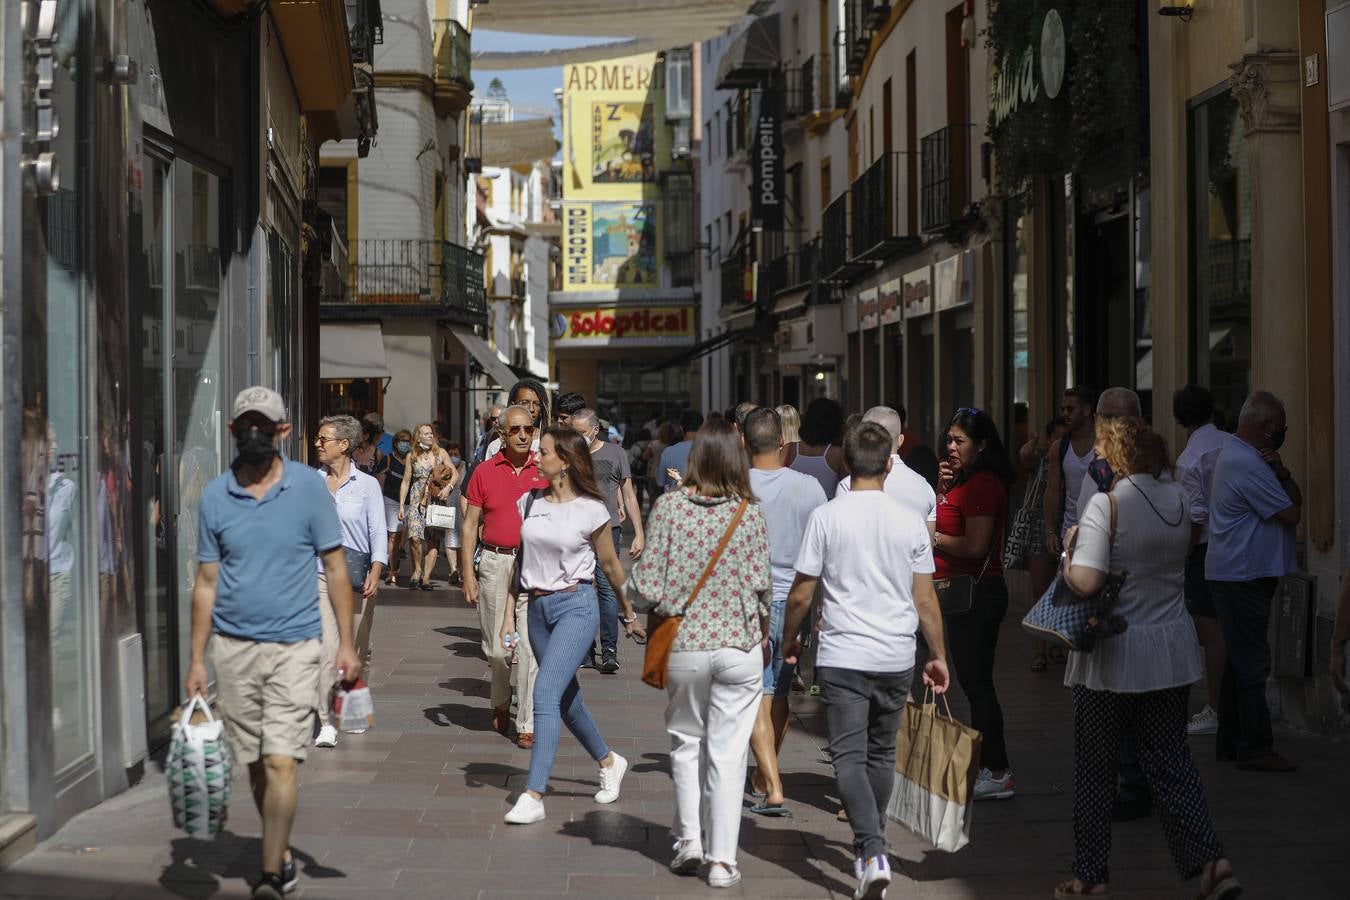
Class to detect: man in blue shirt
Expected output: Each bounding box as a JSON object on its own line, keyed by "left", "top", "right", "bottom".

{"left": 1206, "top": 390, "right": 1302, "bottom": 773}
{"left": 657, "top": 409, "right": 703, "bottom": 491}
{"left": 363, "top": 411, "right": 393, "bottom": 457}
{"left": 185, "top": 386, "right": 359, "bottom": 899}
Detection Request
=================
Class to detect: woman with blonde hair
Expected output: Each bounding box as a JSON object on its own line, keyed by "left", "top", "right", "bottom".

{"left": 628, "top": 419, "right": 771, "bottom": 888}
{"left": 775, "top": 404, "right": 801, "bottom": 445}
{"left": 399, "top": 423, "right": 457, "bottom": 590}
{"left": 1054, "top": 416, "right": 1239, "bottom": 900}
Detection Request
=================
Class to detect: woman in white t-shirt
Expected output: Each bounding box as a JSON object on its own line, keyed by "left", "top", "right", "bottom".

{"left": 1056, "top": 417, "right": 1239, "bottom": 900}
{"left": 499, "top": 428, "right": 645, "bottom": 826}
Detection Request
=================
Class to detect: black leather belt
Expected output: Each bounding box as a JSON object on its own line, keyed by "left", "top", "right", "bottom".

{"left": 480, "top": 542, "right": 519, "bottom": 557}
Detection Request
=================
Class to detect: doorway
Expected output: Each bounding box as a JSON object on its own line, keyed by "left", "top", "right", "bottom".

{"left": 133, "top": 148, "right": 229, "bottom": 739}
{"left": 1076, "top": 211, "right": 1132, "bottom": 394}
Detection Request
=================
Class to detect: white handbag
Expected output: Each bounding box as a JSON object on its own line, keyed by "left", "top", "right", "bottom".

{"left": 425, "top": 504, "right": 456, "bottom": 529}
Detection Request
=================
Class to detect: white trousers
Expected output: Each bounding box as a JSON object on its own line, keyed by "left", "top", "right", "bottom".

{"left": 477, "top": 548, "right": 537, "bottom": 731}
{"left": 664, "top": 646, "right": 763, "bottom": 866}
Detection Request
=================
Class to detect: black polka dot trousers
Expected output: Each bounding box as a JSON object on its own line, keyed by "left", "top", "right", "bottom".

{"left": 1071, "top": 685, "right": 1224, "bottom": 886}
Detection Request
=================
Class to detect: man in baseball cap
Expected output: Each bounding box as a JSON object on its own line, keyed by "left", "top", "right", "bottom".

{"left": 185, "top": 386, "right": 359, "bottom": 899}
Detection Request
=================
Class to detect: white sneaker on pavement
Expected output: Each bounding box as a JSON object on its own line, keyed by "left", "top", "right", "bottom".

{"left": 595, "top": 752, "right": 628, "bottom": 804}
{"left": 973, "top": 767, "right": 1015, "bottom": 800}
{"left": 503, "top": 792, "right": 546, "bottom": 824}
{"left": 707, "top": 862, "right": 741, "bottom": 888}
{"left": 314, "top": 725, "right": 338, "bottom": 748}
{"left": 1187, "top": 705, "right": 1219, "bottom": 735}
{"left": 670, "top": 839, "right": 704, "bottom": 875}
{"left": 854, "top": 854, "right": 891, "bottom": 900}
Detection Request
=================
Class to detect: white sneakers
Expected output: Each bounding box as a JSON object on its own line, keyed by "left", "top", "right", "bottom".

{"left": 707, "top": 863, "right": 741, "bottom": 888}
{"left": 973, "top": 767, "right": 1015, "bottom": 800}
{"left": 1187, "top": 705, "right": 1219, "bottom": 735}
{"left": 503, "top": 792, "right": 546, "bottom": 824}
{"left": 854, "top": 855, "right": 892, "bottom": 900}
{"left": 669, "top": 839, "right": 703, "bottom": 875}
{"left": 505, "top": 752, "right": 629, "bottom": 825}
{"left": 594, "top": 752, "right": 628, "bottom": 804}
{"left": 314, "top": 725, "right": 338, "bottom": 748}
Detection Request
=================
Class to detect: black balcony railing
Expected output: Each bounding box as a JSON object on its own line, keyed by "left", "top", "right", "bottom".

{"left": 668, "top": 251, "right": 695, "bottom": 289}
{"left": 851, "top": 152, "right": 914, "bottom": 261}
{"left": 820, "top": 193, "right": 850, "bottom": 280}
{"left": 331, "top": 239, "right": 486, "bottom": 324}
{"left": 920, "top": 125, "right": 969, "bottom": 233}
{"left": 765, "top": 237, "right": 820, "bottom": 300}
{"left": 782, "top": 59, "right": 817, "bottom": 119}
{"left": 433, "top": 19, "right": 472, "bottom": 87}
{"left": 721, "top": 254, "right": 749, "bottom": 307}
{"left": 345, "top": 0, "right": 381, "bottom": 66}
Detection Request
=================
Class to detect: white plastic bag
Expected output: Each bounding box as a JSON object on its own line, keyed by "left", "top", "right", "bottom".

{"left": 333, "top": 680, "right": 374, "bottom": 733}
{"left": 166, "top": 696, "right": 233, "bottom": 840}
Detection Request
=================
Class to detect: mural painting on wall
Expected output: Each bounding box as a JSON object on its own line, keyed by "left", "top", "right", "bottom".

{"left": 591, "top": 202, "right": 658, "bottom": 287}
{"left": 592, "top": 102, "right": 656, "bottom": 183}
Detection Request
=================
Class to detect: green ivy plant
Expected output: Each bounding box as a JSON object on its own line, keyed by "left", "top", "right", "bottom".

{"left": 986, "top": 0, "right": 1143, "bottom": 195}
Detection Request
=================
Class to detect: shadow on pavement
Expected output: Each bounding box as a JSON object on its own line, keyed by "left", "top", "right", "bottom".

{"left": 158, "top": 833, "right": 344, "bottom": 898}
{"left": 629, "top": 752, "right": 669, "bottom": 775}
{"left": 437, "top": 677, "right": 490, "bottom": 698}
{"left": 422, "top": 702, "right": 493, "bottom": 730}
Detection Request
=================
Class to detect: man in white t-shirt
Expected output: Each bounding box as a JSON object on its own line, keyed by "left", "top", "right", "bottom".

{"left": 783, "top": 422, "right": 949, "bottom": 899}
{"left": 838, "top": 405, "right": 937, "bottom": 537}
{"left": 742, "top": 408, "right": 827, "bottom": 816}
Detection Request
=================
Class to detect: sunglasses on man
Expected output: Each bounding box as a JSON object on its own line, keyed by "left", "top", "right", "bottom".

{"left": 507, "top": 424, "right": 537, "bottom": 437}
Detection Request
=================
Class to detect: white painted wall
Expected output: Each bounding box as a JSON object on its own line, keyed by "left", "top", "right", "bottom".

{"left": 381, "top": 323, "right": 438, "bottom": 431}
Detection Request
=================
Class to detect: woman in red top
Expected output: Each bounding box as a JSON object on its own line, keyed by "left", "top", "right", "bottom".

{"left": 935, "top": 407, "right": 1015, "bottom": 801}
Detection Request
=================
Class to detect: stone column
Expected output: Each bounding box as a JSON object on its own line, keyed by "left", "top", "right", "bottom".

{"left": 1229, "top": 51, "right": 1309, "bottom": 499}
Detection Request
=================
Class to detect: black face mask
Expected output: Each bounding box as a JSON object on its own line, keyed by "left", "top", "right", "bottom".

{"left": 1089, "top": 457, "right": 1115, "bottom": 493}
{"left": 1264, "top": 427, "right": 1287, "bottom": 452}
{"left": 235, "top": 427, "right": 276, "bottom": 466}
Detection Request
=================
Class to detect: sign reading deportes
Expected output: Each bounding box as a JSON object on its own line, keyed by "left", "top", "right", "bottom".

{"left": 555, "top": 306, "right": 695, "bottom": 346}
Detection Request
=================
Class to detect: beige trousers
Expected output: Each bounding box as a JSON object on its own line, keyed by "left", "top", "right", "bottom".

{"left": 316, "top": 570, "right": 374, "bottom": 725}
{"left": 477, "top": 548, "right": 538, "bottom": 732}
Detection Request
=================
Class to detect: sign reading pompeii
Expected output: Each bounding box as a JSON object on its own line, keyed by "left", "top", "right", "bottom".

{"left": 562, "top": 201, "right": 659, "bottom": 291}
{"left": 591, "top": 102, "right": 656, "bottom": 183}
{"left": 902, "top": 266, "right": 932, "bottom": 319}
{"left": 752, "top": 88, "right": 784, "bottom": 231}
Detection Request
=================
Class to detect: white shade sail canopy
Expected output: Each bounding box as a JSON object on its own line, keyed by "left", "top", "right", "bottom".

{"left": 471, "top": 0, "right": 760, "bottom": 70}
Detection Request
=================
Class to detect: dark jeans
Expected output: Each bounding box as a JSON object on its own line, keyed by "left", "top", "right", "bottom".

{"left": 1208, "top": 577, "right": 1278, "bottom": 760}
{"left": 818, "top": 665, "right": 914, "bottom": 860}
{"left": 593, "top": 525, "right": 623, "bottom": 657}
{"left": 945, "top": 576, "right": 1010, "bottom": 772}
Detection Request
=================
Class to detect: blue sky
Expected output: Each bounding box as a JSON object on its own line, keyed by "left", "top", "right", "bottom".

{"left": 472, "top": 31, "right": 622, "bottom": 119}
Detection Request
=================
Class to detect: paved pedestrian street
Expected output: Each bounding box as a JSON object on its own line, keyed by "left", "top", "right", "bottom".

{"left": 3, "top": 582, "right": 1347, "bottom": 899}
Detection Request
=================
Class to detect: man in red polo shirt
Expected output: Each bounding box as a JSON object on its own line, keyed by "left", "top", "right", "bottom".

{"left": 461, "top": 405, "right": 549, "bottom": 747}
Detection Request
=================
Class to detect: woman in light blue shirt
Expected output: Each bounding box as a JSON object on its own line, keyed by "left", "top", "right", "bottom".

{"left": 313, "top": 415, "right": 388, "bottom": 748}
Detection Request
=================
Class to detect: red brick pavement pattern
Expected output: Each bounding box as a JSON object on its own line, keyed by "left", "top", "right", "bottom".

{"left": 2, "top": 573, "right": 1348, "bottom": 898}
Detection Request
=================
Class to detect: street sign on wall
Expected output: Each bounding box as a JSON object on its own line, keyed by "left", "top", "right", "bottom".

{"left": 753, "top": 87, "right": 784, "bottom": 230}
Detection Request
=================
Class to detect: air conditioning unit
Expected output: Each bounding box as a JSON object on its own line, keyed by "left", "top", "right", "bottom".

{"left": 671, "top": 121, "right": 691, "bottom": 160}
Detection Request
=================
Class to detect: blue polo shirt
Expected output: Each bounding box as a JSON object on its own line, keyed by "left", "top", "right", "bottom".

{"left": 198, "top": 459, "right": 343, "bottom": 642}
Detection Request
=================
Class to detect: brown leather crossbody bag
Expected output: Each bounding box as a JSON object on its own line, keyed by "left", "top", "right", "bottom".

{"left": 641, "top": 498, "right": 749, "bottom": 689}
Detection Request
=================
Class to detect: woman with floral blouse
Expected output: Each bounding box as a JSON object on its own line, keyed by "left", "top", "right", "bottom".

{"left": 628, "top": 419, "right": 771, "bottom": 889}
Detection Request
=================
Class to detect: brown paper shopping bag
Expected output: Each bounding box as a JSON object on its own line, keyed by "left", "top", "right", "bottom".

{"left": 885, "top": 692, "right": 982, "bottom": 852}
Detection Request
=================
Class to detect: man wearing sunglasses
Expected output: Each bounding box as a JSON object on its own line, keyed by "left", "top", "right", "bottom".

{"left": 1206, "top": 390, "right": 1302, "bottom": 773}
{"left": 461, "top": 404, "right": 548, "bottom": 748}
{"left": 184, "top": 387, "right": 359, "bottom": 898}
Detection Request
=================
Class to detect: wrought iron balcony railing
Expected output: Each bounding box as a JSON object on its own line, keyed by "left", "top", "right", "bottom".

{"left": 345, "top": 0, "right": 382, "bottom": 67}
{"left": 850, "top": 151, "right": 915, "bottom": 261}
{"left": 782, "top": 60, "right": 817, "bottom": 119}
{"left": 331, "top": 239, "right": 487, "bottom": 323}
{"left": 820, "top": 193, "right": 851, "bottom": 280}
{"left": 920, "top": 124, "right": 970, "bottom": 233}
{"left": 433, "top": 19, "right": 472, "bottom": 88}
{"left": 765, "top": 236, "right": 820, "bottom": 301}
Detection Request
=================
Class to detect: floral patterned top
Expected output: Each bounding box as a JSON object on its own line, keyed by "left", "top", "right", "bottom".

{"left": 627, "top": 490, "right": 771, "bottom": 652}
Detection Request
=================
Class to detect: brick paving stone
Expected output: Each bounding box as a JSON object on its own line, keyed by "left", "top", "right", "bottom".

{"left": 5, "top": 574, "right": 1350, "bottom": 899}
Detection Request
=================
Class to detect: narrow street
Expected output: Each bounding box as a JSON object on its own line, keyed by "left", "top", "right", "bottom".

{"left": 2, "top": 579, "right": 1346, "bottom": 899}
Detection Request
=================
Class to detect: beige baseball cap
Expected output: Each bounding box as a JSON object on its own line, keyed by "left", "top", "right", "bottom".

{"left": 231, "top": 385, "right": 287, "bottom": 423}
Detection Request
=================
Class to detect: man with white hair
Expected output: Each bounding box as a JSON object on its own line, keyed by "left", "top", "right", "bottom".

{"left": 1206, "top": 390, "right": 1302, "bottom": 772}
{"left": 837, "top": 405, "right": 937, "bottom": 535}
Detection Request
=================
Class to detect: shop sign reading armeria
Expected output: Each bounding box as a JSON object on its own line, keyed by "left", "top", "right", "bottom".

{"left": 554, "top": 305, "right": 695, "bottom": 346}
{"left": 753, "top": 88, "right": 784, "bottom": 230}
{"left": 991, "top": 8, "right": 1066, "bottom": 125}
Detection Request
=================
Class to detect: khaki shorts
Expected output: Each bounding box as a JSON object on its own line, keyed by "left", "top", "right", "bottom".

{"left": 211, "top": 634, "right": 322, "bottom": 765}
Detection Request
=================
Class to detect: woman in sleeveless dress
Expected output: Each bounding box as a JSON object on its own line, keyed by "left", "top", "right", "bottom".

{"left": 787, "top": 397, "right": 847, "bottom": 500}
{"left": 399, "top": 423, "right": 457, "bottom": 590}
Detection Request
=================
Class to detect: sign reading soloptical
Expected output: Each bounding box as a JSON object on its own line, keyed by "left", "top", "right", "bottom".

{"left": 753, "top": 88, "right": 784, "bottom": 230}
{"left": 555, "top": 306, "right": 695, "bottom": 347}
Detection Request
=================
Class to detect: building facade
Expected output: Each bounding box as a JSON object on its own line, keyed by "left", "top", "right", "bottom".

{"left": 317, "top": 0, "right": 495, "bottom": 443}
{"left": 550, "top": 50, "right": 700, "bottom": 425}
{"left": 0, "top": 0, "right": 378, "bottom": 854}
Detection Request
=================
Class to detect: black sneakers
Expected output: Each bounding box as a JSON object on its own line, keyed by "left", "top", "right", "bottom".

{"left": 281, "top": 852, "right": 298, "bottom": 893}
{"left": 600, "top": 651, "right": 619, "bottom": 674}
{"left": 252, "top": 872, "right": 286, "bottom": 899}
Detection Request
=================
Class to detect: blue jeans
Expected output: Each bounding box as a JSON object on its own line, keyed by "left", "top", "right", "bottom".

{"left": 593, "top": 525, "right": 623, "bottom": 656}
{"left": 525, "top": 584, "right": 610, "bottom": 793}
{"left": 762, "top": 595, "right": 796, "bottom": 697}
